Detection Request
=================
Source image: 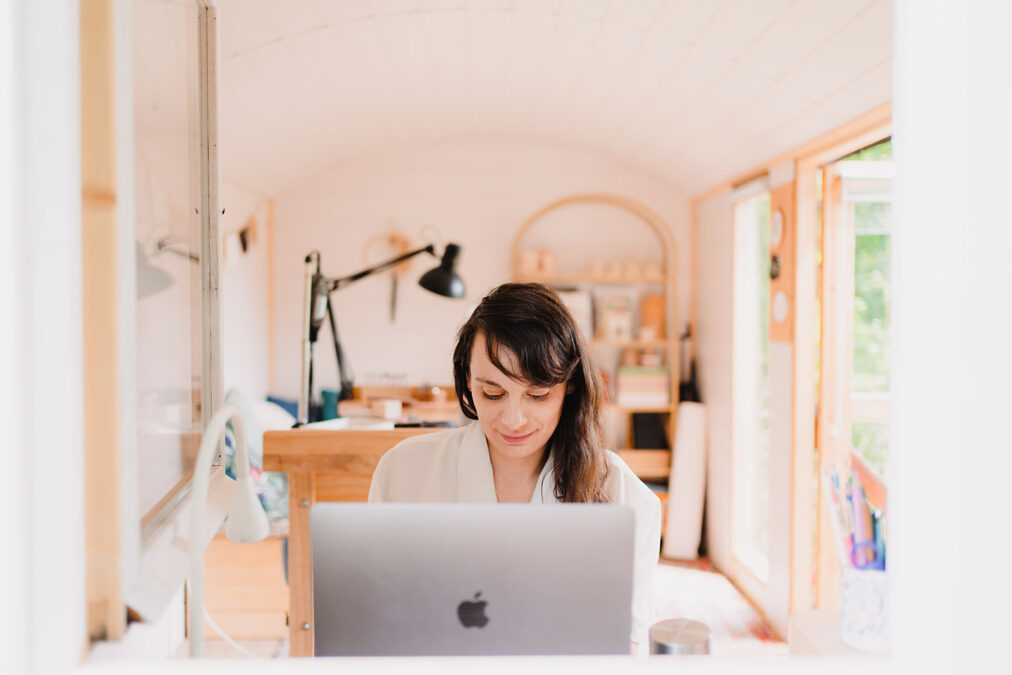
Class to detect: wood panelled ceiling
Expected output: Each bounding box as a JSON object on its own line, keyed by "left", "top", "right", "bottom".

{"left": 216, "top": 0, "right": 892, "bottom": 197}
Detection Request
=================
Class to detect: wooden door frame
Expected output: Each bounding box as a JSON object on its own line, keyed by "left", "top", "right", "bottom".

{"left": 689, "top": 104, "right": 891, "bottom": 627}
{"left": 813, "top": 162, "right": 854, "bottom": 608}
{"left": 792, "top": 119, "right": 892, "bottom": 614}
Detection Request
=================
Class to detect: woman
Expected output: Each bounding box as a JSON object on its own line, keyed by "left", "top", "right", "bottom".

{"left": 368, "top": 282, "right": 661, "bottom": 650}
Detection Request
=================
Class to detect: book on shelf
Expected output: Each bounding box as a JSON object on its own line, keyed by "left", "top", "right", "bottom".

{"left": 555, "top": 288, "right": 593, "bottom": 342}
{"left": 615, "top": 365, "right": 670, "bottom": 407}
{"left": 597, "top": 293, "right": 635, "bottom": 341}
{"left": 631, "top": 412, "right": 670, "bottom": 449}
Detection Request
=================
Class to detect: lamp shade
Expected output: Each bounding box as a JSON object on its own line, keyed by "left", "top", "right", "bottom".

{"left": 418, "top": 243, "right": 465, "bottom": 298}
{"left": 136, "top": 241, "right": 174, "bottom": 298}
{"left": 225, "top": 475, "right": 270, "bottom": 543}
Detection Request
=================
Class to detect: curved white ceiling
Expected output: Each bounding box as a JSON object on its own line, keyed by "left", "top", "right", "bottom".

{"left": 219, "top": 0, "right": 892, "bottom": 198}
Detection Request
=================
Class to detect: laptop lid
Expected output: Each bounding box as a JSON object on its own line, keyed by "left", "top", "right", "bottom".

{"left": 310, "top": 503, "right": 634, "bottom": 656}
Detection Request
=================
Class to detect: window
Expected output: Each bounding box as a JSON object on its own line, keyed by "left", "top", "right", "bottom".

{"left": 840, "top": 144, "right": 893, "bottom": 476}
{"left": 122, "top": 0, "right": 223, "bottom": 623}
{"left": 134, "top": 0, "right": 203, "bottom": 523}
{"left": 732, "top": 186, "right": 771, "bottom": 582}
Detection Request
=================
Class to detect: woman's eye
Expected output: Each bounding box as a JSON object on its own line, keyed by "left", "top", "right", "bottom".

{"left": 528, "top": 392, "right": 551, "bottom": 400}
{"left": 480, "top": 391, "right": 504, "bottom": 401}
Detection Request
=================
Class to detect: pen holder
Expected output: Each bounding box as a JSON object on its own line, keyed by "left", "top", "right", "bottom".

{"left": 840, "top": 565, "right": 888, "bottom": 653}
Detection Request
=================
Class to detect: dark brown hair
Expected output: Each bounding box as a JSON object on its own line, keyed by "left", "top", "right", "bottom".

{"left": 452, "top": 282, "right": 610, "bottom": 503}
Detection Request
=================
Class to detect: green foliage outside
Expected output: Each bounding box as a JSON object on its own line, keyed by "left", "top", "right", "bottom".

{"left": 852, "top": 204, "right": 891, "bottom": 393}
{"left": 845, "top": 139, "right": 893, "bottom": 161}
{"left": 838, "top": 139, "right": 893, "bottom": 476}
{"left": 852, "top": 422, "right": 889, "bottom": 475}
{"left": 851, "top": 200, "right": 891, "bottom": 475}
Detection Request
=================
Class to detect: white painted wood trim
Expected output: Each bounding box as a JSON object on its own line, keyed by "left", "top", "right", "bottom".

{"left": 0, "top": 4, "right": 27, "bottom": 670}
{"left": 199, "top": 0, "right": 224, "bottom": 461}
{"left": 729, "top": 175, "right": 770, "bottom": 203}
{"left": 115, "top": 0, "right": 141, "bottom": 610}
{"left": 6, "top": 1, "right": 86, "bottom": 666}
{"left": 836, "top": 161, "right": 896, "bottom": 180}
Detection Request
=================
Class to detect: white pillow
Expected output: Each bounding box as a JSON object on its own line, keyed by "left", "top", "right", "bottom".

{"left": 249, "top": 398, "right": 297, "bottom": 431}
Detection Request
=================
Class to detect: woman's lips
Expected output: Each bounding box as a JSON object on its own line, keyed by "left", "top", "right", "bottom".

{"left": 499, "top": 430, "right": 535, "bottom": 444}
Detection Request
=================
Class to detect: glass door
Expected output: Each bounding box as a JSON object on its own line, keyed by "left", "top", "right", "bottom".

{"left": 732, "top": 187, "right": 772, "bottom": 583}
{"left": 816, "top": 140, "right": 893, "bottom": 606}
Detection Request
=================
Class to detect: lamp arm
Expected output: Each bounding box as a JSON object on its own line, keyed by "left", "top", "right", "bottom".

{"left": 326, "top": 299, "right": 355, "bottom": 400}
{"left": 188, "top": 404, "right": 247, "bottom": 657}
{"left": 157, "top": 237, "right": 200, "bottom": 263}
{"left": 328, "top": 244, "right": 435, "bottom": 291}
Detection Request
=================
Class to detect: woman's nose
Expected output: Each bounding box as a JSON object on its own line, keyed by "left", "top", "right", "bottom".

{"left": 500, "top": 399, "right": 528, "bottom": 430}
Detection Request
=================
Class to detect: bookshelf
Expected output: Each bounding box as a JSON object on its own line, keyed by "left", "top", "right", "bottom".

{"left": 512, "top": 193, "right": 680, "bottom": 482}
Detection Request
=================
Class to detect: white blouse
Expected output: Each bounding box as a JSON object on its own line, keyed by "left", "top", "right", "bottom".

{"left": 368, "top": 422, "right": 661, "bottom": 647}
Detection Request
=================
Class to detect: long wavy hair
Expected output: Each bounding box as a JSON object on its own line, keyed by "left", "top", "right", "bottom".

{"left": 452, "top": 282, "right": 610, "bottom": 503}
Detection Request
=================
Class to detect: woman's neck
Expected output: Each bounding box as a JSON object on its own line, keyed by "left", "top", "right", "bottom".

{"left": 488, "top": 445, "right": 548, "bottom": 503}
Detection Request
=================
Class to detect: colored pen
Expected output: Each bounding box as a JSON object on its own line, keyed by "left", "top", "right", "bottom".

{"left": 833, "top": 468, "right": 851, "bottom": 535}
{"left": 872, "top": 509, "right": 886, "bottom": 569}
{"left": 822, "top": 468, "right": 852, "bottom": 567}
{"left": 845, "top": 475, "right": 856, "bottom": 562}
{"left": 850, "top": 475, "right": 875, "bottom": 567}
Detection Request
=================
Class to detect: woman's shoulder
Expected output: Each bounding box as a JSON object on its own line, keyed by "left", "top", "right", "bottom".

{"left": 602, "top": 450, "right": 662, "bottom": 508}
{"left": 602, "top": 448, "right": 642, "bottom": 482}
{"left": 370, "top": 425, "right": 474, "bottom": 502}
{"left": 381, "top": 425, "right": 467, "bottom": 465}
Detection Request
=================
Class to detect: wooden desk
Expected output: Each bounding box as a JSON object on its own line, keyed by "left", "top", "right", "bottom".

{"left": 337, "top": 397, "right": 463, "bottom": 424}
{"left": 262, "top": 427, "right": 442, "bottom": 657}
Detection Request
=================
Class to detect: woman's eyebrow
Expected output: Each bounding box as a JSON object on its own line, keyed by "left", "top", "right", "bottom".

{"left": 476, "top": 376, "right": 551, "bottom": 391}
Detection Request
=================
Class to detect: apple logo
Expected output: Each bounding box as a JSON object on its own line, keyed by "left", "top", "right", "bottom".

{"left": 457, "top": 592, "right": 489, "bottom": 628}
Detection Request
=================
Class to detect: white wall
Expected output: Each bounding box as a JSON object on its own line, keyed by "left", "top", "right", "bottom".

{"left": 695, "top": 190, "right": 734, "bottom": 577}
{"left": 136, "top": 160, "right": 272, "bottom": 408}
{"left": 763, "top": 341, "right": 793, "bottom": 636}
{"left": 890, "top": 0, "right": 1012, "bottom": 669}
{"left": 2, "top": 1, "right": 87, "bottom": 672}
{"left": 134, "top": 130, "right": 206, "bottom": 516}
{"left": 0, "top": 0, "right": 21, "bottom": 668}
{"left": 696, "top": 174, "right": 814, "bottom": 638}
{"left": 271, "top": 139, "right": 691, "bottom": 401}
{"left": 220, "top": 181, "right": 271, "bottom": 402}
{"left": 0, "top": 4, "right": 26, "bottom": 673}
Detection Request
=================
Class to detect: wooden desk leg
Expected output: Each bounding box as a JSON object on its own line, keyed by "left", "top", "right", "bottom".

{"left": 288, "top": 472, "right": 316, "bottom": 657}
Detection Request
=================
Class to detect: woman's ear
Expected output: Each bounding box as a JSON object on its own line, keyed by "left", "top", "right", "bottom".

{"left": 566, "top": 381, "right": 576, "bottom": 394}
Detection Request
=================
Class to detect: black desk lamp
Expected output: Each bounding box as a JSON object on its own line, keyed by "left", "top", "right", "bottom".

{"left": 297, "top": 243, "right": 465, "bottom": 425}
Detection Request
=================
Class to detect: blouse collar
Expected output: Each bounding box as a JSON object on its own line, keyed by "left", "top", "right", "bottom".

{"left": 456, "top": 422, "right": 558, "bottom": 504}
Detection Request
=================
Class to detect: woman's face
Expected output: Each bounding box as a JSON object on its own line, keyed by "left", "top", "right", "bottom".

{"left": 468, "top": 332, "right": 567, "bottom": 463}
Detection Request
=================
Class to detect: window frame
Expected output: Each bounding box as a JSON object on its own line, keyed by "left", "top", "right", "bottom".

{"left": 730, "top": 178, "right": 773, "bottom": 586}
{"left": 125, "top": 0, "right": 226, "bottom": 624}
{"left": 811, "top": 140, "right": 894, "bottom": 610}
{"left": 83, "top": 0, "right": 229, "bottom": 630}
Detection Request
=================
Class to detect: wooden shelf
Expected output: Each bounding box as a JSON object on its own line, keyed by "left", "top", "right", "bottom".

{"left": 607, "top": 403, "right": 672, "bottom": 414}
{"left": 616, "top": 449, "right": 671, "bottom": 481}
{"left": 513, "top": 194, "right": 681, "bottom": 480}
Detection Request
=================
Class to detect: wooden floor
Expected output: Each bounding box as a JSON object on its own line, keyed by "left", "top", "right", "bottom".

{"left": 176, "top": 637, "right": 288, "bottom": 659}
{"left": 191, "top": 546, "right": 785, "bottom": 660}
{"left": 653, "top": 558, "right": 786, "bottom": 656}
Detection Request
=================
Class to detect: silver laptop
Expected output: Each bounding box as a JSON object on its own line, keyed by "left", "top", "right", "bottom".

{"left": 310, "top": 503, "right": 634, "bottom": 656}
